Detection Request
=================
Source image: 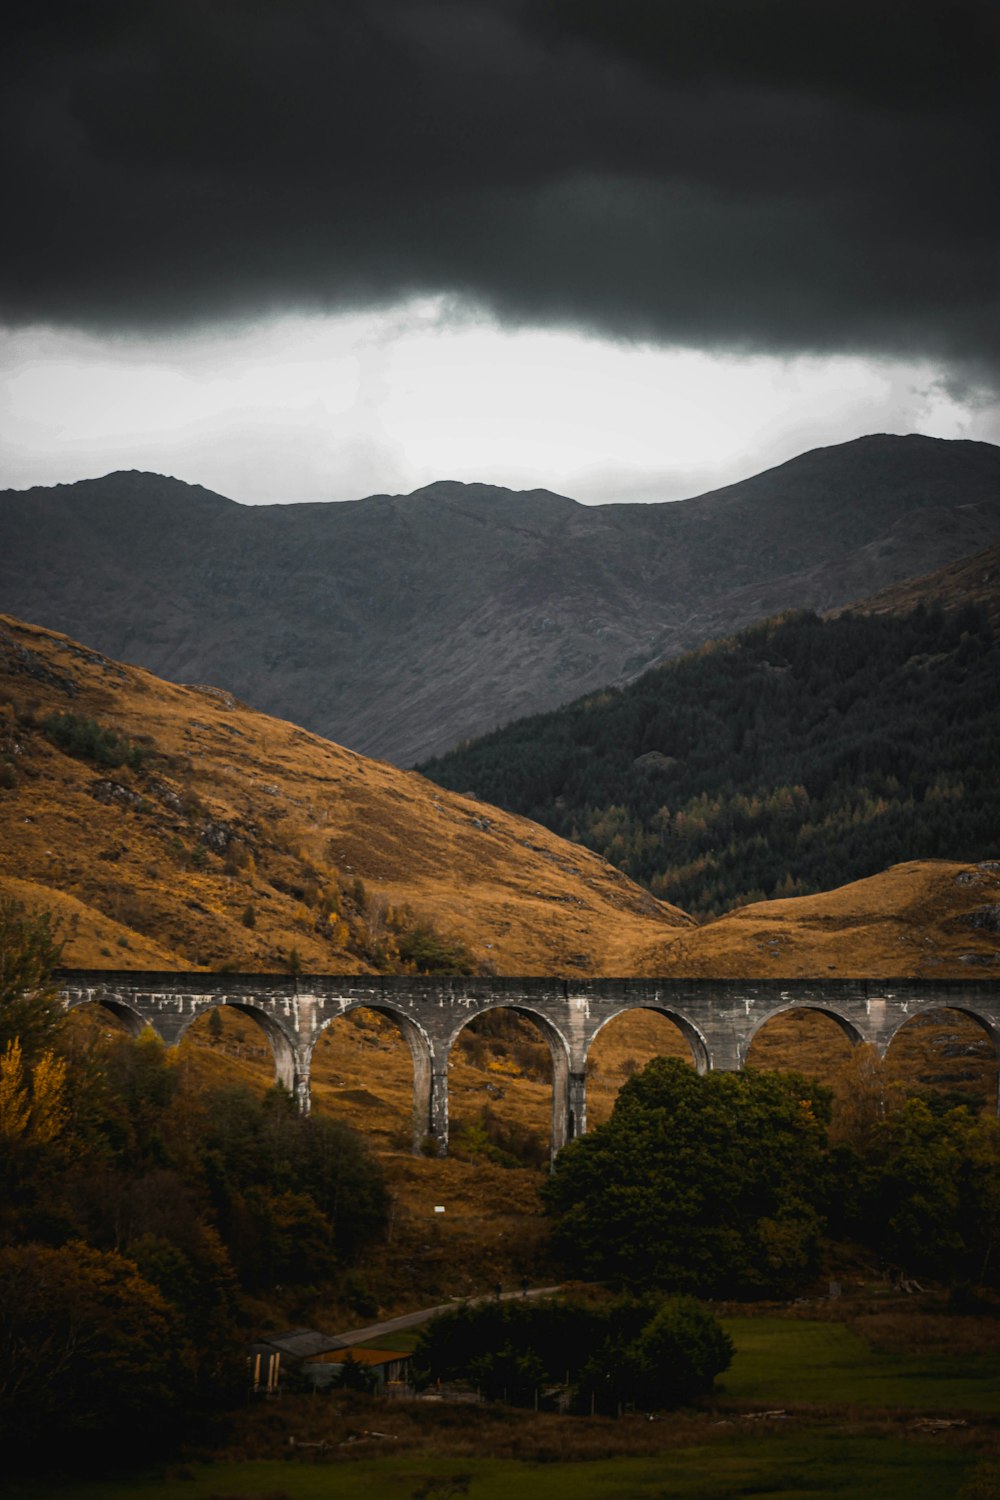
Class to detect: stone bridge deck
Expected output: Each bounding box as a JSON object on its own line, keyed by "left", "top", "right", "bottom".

{"left": 56, "top": 970, "right": 1000, "bottom": 1155}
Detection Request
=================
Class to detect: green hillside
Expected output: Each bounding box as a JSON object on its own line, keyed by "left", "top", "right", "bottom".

{"left": 420, "top": 604, "right": 1000, "bottom": 916}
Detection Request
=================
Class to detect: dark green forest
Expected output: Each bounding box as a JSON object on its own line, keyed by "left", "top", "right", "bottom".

{"left": 421, "top": 605, "right": 1000, "bottom": 916}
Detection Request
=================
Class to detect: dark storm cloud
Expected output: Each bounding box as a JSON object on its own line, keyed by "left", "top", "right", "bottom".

{"left": 3, "top": 0, "right": 998, "bottom": 374}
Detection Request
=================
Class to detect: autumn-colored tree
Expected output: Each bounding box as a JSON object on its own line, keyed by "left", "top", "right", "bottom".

{"left": 0, "top": 1038, "right": 68, "bottom": 1145}
{"left": 0, "top": 1241, "right": 184, "bottom": 1457}
{"left": 828, "top": 1043, "right": 905, "bottom": 1151}
{"left": 0, "top": 898, "right": 64, "bottom": 1060}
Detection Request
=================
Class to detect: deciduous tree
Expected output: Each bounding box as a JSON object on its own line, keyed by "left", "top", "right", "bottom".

{"left": 543, "top": 1057, "right": 830, "bottom": 1297}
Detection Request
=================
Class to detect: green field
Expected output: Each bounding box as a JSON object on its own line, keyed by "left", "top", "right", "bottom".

{"left": 720, "top": 1317, "right": 1000, "bottom": 1412}
{"left": 4, "top": 1439, "right": 979, "bottom": 1500}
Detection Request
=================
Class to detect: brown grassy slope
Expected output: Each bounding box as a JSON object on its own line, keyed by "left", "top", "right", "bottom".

{"left": 634, "top": 859, "right": 1000, "bottom": 978}
{"left": 835, "top": 541, "right": 1000, "bottom": 623}
{"left": 0, "top": 613, "right": 689, "bottom": 976}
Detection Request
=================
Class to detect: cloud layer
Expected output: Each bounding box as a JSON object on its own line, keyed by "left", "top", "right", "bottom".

{"left": 4, "top": 0, "right": 998, "bottom": 379}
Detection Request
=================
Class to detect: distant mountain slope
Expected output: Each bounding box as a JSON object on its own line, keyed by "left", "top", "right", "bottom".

{"left": 0, "top": 614, "right": 689, "bottom": 978}
{"left": 2, "top": 435, "right": 998, "bottom": 764}
{"left": 420, "top": 597, "right": 1000, "bottom": 917}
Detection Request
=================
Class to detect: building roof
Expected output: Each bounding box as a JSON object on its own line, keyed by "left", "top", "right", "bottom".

{"left": 255, "top": 1327, "right": 344, "bottom": 1361}
{"left": 305, "top": 1346, "right": 410, "bottom": 1367}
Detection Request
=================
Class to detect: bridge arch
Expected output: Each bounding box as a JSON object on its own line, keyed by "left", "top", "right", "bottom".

{"left": 743, "top": 1003, "right": 866, "bottom": 1069}
{"left": 313, "top": 1001, "right": 434, "bottom": 1153}
{"left": 881, "top": 1002, "right": 1000, "bottom": 1053}
{"left": 587, "top": 1005, "right": 711, "bottom": 1075}
{"left": 175, "top": 1001, "right": 303, "bottom": 1103}
{"left": 571, "top": 1005, "right": 710, "bottom": 1138}
{"left": 882, "top": 1003, "right": 1000, "bottom": 1110}
{"left": 65, "top": 993, "right": 147, "bottom": 1039}
{"left": 446, "top": 1002, "right": 572, "bottom": 1161}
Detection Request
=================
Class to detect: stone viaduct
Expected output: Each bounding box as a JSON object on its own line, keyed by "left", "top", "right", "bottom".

{"left": 56, "top": 970, "right": 1000, "bottom": 1156}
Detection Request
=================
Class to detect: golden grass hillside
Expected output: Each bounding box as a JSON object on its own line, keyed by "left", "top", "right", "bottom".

{"left": 2, "top": 613, "right": 997, "bottom": 986}
{"left": 634, "top": 859, "right": 1000, "bottom": 979}
{"left": 0, "top": 613, "right": 691, "bottom": 976}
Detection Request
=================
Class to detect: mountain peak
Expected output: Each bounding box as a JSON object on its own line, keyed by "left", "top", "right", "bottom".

{"left": 1, "top": 469, "right": 239, "bottom": 512}
{"left": 406, "top": 478, "right": 580, "bottom": 508}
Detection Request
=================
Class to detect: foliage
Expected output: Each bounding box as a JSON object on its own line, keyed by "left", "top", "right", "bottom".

{"left": 413, "top": 1291, "right": 731, "bottom": 1411}
{"left": 0, "top": 898, "right": 392, "bottom": 1459}
{"left": 834, "top": 1098, "right": 1000, "bottom": 1286}
{"left": 0, "top": 1241, "right": 182, "bottom": 1454}
{"left": 421, "top": 604, "right": 1000, "bottom": 914}
{"left": 394, "top": 921, "right": 475, "bottom": 976}
{"left": 42, "top": 710, "right": 148, "bottom": 769}
{"left": 350, "top": 892, "right": 476, "bottom": 975}
{"left": 194, "top": 1083, "right": 390, "bottom": 1288}
{"left": 542, "top": 1058, "right": 830, "bottom": 1298}
{"left": 0, "top": 898, "right": 64, "bottom": 1059}
{"left": 453, "top": 1105, "right": 548, "bottom": 1170}
{"left": 0, "top": 1038, "right": 68, "bottom": 1146}
{"left": 577, "top": 1297, "right": 734, "bottom": 1412}
{"left": 331, "top": 1351, "right": 378, "bottom": 1392}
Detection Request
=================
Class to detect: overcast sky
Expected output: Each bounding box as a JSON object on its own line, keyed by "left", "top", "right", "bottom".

{"left": 2, "top": 0, "right": 998, "bottom": 505}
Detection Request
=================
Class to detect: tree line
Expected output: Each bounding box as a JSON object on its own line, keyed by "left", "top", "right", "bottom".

{"left": 543, "top": 1055, "right": 1000, "bottom": 1297}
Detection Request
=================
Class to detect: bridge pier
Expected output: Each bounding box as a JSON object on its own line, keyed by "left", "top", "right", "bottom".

{"left": 567, "top": 1070, "right": 587, "bottom": 1140}
{"left": 291, "top": 1056, "right": 312, "bottom": 1115}
{"left": 549, "top": 1044, "right": 570, "bottom": 1161}
{"left": 430, "top": 1066, "right": 449, "bottom": 1156}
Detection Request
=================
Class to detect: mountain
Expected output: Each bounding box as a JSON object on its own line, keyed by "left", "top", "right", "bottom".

{"left": 420, "top": 588, "right": 1000, "bottom": 917}
{"left": 2, "top": 434, "right": 998, "bottom": 764}
{"left": 1, "top": 613, "right": 995, "bottom": 988}
{"left": 0, "top": 613, "right": 689, "bottom": 978}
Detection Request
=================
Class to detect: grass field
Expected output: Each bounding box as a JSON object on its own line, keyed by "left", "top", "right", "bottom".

{"left": 5, "top": 1438, "right": 982, "bottom": 1500}
{"left": 720, "top": 1316, "right": 1000, "bottom": 1412}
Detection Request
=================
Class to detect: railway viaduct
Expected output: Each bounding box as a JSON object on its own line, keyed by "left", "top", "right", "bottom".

{"left": 56, "top": 970, "right": 1000, "bottom": 1156}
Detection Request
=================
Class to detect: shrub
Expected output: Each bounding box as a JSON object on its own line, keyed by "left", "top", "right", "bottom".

{"left": 414, "top": 1292, "right": 732, "bottom": 1411}
{"left": 42, "top": 711, "right": 148, "bottom": 769}
{"left": 0, "top": 898, "right": 64, "bottom": 1059}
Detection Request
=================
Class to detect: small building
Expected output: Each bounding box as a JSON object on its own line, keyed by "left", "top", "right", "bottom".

{"left": 248, "top": 1327, "right": 346, "bottom": 1394}
{"left": 302, "top": 1346, "right": 412, "bottom": 1394}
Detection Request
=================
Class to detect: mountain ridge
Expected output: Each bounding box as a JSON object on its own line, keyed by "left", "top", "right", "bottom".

{"left": 3, "top": 433, "right": 998, "bottom": 764}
